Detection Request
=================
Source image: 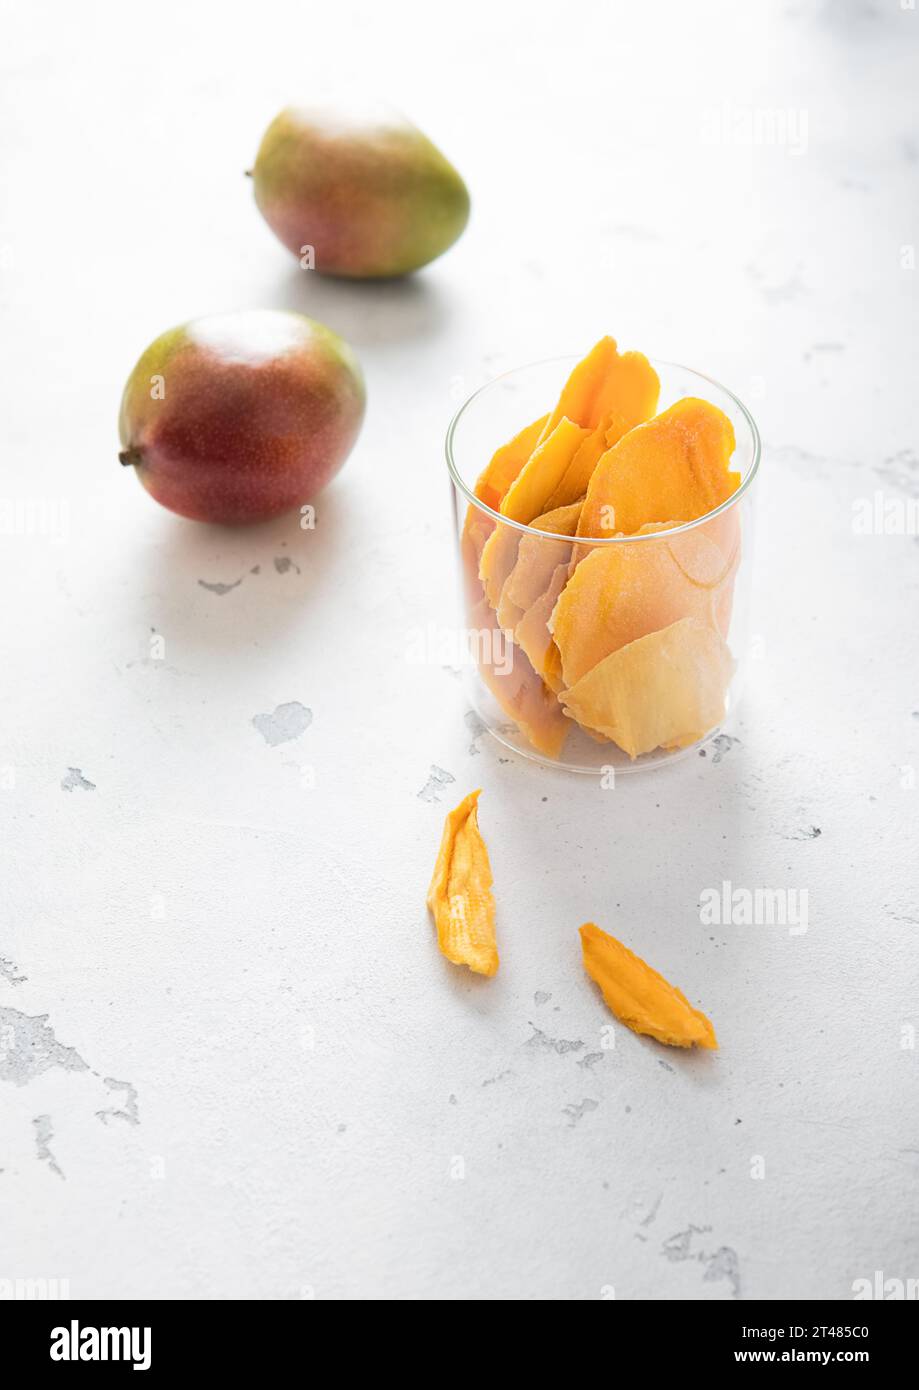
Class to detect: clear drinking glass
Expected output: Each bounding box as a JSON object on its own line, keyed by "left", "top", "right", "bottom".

{"left": 445, "top": 357, "right": 760, "bottom": 774}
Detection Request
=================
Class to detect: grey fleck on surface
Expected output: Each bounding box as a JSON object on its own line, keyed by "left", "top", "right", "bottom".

{"left": 710, "top": 734, "right": 740, "bottom": 765}
{"left": 274, "top": 555, "right": 301, "bottom": 575}
{"left": 464, "top": 709, "right": 488, "bottom": 755}
{"left": 417, "top": 765, "right": 456, "bottom": 802}
{"left": 0, "top": 1008, "right": 90, "bottom": 1086}
{"left": 661, "top": 1224, "right": 740, "bottom": 1297}
{"left": 337, "top": 1123, "right": 347, "bottom": 1133}
{"left": 481, "top": 1069, "right": 514, "bottom": 1088}
{"left": 250, "top": 565, "right": 260, "bottom": 574}
{"left": 658, "top": 1059, "right": 675, "bottom": 1073}
{"left": 197, "top": 577, "right": 243, "bottom": 595}
{"left": 252, "top": 701, "right": 313, "bottom": 747}
{"left": 640, "top": 1193, "right": 663, "bottom": 1227}
{"left": 788, "top": 825, "right": 822, "bottom": 840}
{"left": 578, "top": 1051, "right": 605, "bottom": 1070}
{"left": 534, "top": 990, "right": 552, "bottom": 1006}
{"left": 662, "top": 1224, "right": 712, "bottom": 1263}
{"left": 95, "top": 1076, "right": 139, "bottom": 1126}
{"left": 0, "top": 956, "right": 27, "bottom": 986}
{"left": 703, "top": 1245, "right": 741, "bottom": 1298}
{"left": 33, "top": 1114, "right": 63, "bottom": 1179}
{"left": 61, "top": 767, "right": 95, "bottom": 792}
{"left": 875, "top": 447, "right": 919, "bottom": 497}
{"left": 562, "top": 1098, "right": 599, "bottom": 1127}
{"left": 448, "top": 1094, "right": 458, "bottom": 1106}
{"left": 526, "top": 1023, "right": 585, "bottom": 1056}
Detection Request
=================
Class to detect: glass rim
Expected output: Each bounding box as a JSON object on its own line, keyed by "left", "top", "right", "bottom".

{"left": 445, "top": 353, "right": 762, "bottom": 545}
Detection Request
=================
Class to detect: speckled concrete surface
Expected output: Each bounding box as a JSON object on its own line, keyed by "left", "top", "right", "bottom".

{"left": 1, "top": 0, "right": 917, "bottom": 1300}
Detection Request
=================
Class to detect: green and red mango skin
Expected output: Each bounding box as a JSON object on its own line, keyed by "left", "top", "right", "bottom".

{"left": 252, "top": 105, "right": 470, "bottom": 278}
{"left": 118, "top": 311, "right": 365, "bottom": 525}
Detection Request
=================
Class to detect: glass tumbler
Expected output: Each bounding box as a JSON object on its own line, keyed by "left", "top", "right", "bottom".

{"left": 445, "top": 357, "right": 760, "bottom": 774}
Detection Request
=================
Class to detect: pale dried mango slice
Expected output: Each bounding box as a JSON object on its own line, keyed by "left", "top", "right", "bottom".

{"left": 579, "top": 922, "right": 717, "bottom": 1049}
{"left": 578, "top": 398, "right": 740, "bottom": 541}
{"left": 427, "top": 790, "right": 498, "bottom": 977}
{"left": 515, "top": 562, "right": 570, "bottom": 690}
{"left": 538, "top": 337, "right": 660, "bottom": 443}
{"left": 499, "top": 417, "right": 587, "bottom": 524}
{"left": 560, "top": 616, "right": 733, "bottom": 758}
{"left": 550, "top": 524, "right": 733, "bottom": 689}
{"left": 496, "top": 500, "right": 581, "bottom": 631}
{"left": 471, "top": 597, "right": 568, "bottom": 758}
{"left": 542, "top": 411, "right": 629, "bottom": 512}
{"left": 479, "top": 522, "right": 523, "bottom": 610}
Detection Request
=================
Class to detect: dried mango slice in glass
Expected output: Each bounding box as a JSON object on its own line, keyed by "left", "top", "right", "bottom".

{"left": 560, "top": 616, "right": 734, "bottom": 758}
{"left": 537, "top": 336, "right": 660, "bottom": 443}
{"left": 550, "top": 524, "right": 733, "bottom": 689}
{"left": 578, "top": 397, "right": 740, "bottom": 540}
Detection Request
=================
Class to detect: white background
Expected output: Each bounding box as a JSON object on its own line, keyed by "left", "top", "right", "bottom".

{"left": 1, "top": 0, "right": 917, "bottom": 1300}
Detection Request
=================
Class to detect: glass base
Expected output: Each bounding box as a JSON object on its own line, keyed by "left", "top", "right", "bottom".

{"left": 465, "top": 669, "right": 738, "bottom": 776}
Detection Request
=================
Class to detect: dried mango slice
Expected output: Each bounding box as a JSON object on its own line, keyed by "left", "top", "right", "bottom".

{"left": 428, "top": 790, "right": 498, "bottom": 977}
{"left": 479, "top": 421, "right": 585, "bottom": 608}
{"left": 496, "top": 500, "right": 581, "bottom": 631}
{"left": 550, "top": 524, "right": 734, "bottom": 689}
{"left": 479, "top": 522, "right": 522, "bottom": 610}
{"left": 515, "top": 562, "right": 570, "bottom": 690}
{"left": 471, "top": 597, "right": 568, "bottom": 758}
{"left": 461, "top": 414, "right": 548, "bottom": 575}
{"left": 579, "top": 923, "right": 717, "bottom": 1049}
{"left": 578, "top": 398, "right": 740, "bottom": 540}
{"left": 499, "top": 417, "right": 588, "bottom": 524}
{"left": 471, "top": 413, "right": 548, "bottom": 513}
{"left": 538, "top": 337, "right": 660, "bottom": 443}
{"left": 560, "top": 617, "right": 734, "bottom": 758}
{"left": 542, "top": 412, "right": 627, "bottom": 512}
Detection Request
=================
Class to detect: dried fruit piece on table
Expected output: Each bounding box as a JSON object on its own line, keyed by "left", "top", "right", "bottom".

{"left": 578, "top": 397, "right": 740, "bottom": 541}
{"left": 560, "top": 616, "right": 734, "bottom": 758}
{"left": 550, "top": 523, "right": 734, "bottom": 689}
{"left": 538, "top": 336, "right": 660, "bottom": 443}
{"left": 427, "top": 789, "right": 498, "bottom": 977}
{"left": 579, "top": 922, "right": 717, "bottom": 1049}
{"left": 496, "top": 500, "right": 582, "bottom": 632}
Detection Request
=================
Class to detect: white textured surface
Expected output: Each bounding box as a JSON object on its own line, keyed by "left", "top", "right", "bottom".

{"left": 1, "top": 0, "right": 917, "bottom": 1300}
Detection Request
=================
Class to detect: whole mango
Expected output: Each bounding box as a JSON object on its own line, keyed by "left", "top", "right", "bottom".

{"left": 118, "top": 310, "right": 364, "bottom": 524}
{"left": 251, "top": 104, "right": 470, "bottom": 278}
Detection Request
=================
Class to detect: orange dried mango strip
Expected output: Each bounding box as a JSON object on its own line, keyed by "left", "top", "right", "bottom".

{"left": 578, "top": 398, "right": 740, "bottom": 541}
{"left": 579, "top": 923, "right": 717, "bottom": 1049}
{"left": 538, "top": 337, "right": 660, "bottom": 443}
{"left": 427, "top": 790, "right": 498, "bottom": 977}
{"left": 542, "top": 411, "right": 629, "bottom": 512}
{"left": 472, "top": 413, "right": 548, "bottom": 511}
{"left": 499, "top": 417, "right": 587, "bottom": 524}
{"left": 479, "top": 421, "right": 584, "bottom": 608}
